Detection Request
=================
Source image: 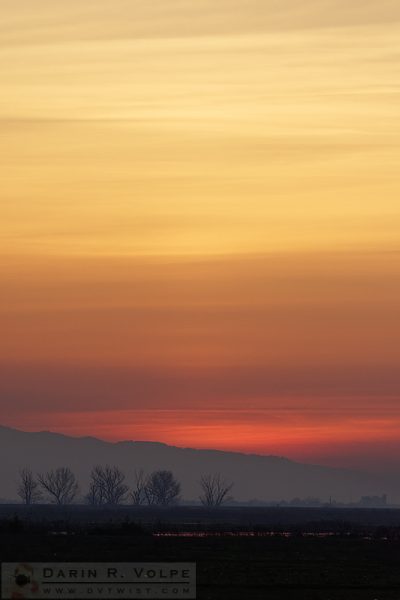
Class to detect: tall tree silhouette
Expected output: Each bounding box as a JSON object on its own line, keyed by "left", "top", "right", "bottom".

{"left": 38, "top": 467, "right": 78, "bottom": 505}
{"left": 199, "top": 473, "right": 233, "bottom": 507}
{"left": 89, "top": 465, "right": 128, "bottom": 505}
{"left": 17, "top": 467, "right": 42, "bottom": 505}
{"left": 146, "top": 470, "right": 181, "bottom": 506}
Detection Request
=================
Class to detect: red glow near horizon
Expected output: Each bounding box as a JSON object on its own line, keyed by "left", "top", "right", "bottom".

{"left": 5, "top": 407, "right": 400, "bottom": 471}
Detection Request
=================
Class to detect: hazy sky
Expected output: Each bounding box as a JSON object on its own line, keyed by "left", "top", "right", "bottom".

{"left": 1, "top": 1, "right": 400, "bottom": 470}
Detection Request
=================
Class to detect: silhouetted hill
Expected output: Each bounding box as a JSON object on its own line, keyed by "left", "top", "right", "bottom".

{"left": 0, "top": 425, "right": 391, "bottom": 502}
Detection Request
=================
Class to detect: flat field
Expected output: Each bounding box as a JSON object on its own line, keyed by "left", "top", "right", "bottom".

{"left": 1, "top": 507, "right": 400, "bottom": 599}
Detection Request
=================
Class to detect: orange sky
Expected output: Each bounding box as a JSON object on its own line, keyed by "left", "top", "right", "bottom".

{"left": 1, "top": 1, "right": 400, "bottom": 470}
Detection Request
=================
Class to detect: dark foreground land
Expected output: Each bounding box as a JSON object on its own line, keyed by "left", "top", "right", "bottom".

{"left": 2, "top": 506, "right": 400, "bottom": 599}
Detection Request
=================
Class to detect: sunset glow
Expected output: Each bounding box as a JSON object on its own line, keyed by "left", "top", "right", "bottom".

{"left": 1, "top": 1, "right": 400, "bottom": 469}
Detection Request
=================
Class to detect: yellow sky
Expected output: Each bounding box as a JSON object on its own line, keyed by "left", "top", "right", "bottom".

{"left": 1, "top": 2, "right": 400, "bottom": 258}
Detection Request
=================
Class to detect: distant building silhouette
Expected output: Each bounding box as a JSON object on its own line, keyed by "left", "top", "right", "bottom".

{"left": 358, "top": 494, "right": 387, "bottom": 508}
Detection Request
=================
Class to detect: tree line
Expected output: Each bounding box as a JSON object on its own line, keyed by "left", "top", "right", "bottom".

{"left": 17, "top": 467, "right": 233, "bottom": 508}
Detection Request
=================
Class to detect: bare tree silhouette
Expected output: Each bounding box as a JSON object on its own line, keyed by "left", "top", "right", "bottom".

{"left": 199, "top": 473, "right": 233, "bottom": 507}
{"left": 130, "top": 469, "right": 149, "bottom": 506}
{"left": 85, "top": 480, "right": 104, "bottom": 506}
{"left": 146, "top": 470, "right": 181, "bottom": 506}
{"left": 89, "top": 465, "right": 128, "bottom": 505}
{"left": 17, "top": 467, "right": 42, "bottom": 505}
{"left": 38, "top": 467, "right": 78, "bottom": 505}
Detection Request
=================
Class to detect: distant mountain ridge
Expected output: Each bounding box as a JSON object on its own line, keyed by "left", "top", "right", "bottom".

{"left": 0, "top": 424, "right": 392, "bottom": 503}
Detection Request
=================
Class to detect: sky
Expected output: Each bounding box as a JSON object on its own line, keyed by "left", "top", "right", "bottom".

{"left": 1, "top": 1, "right": 400, "bottom": 471}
